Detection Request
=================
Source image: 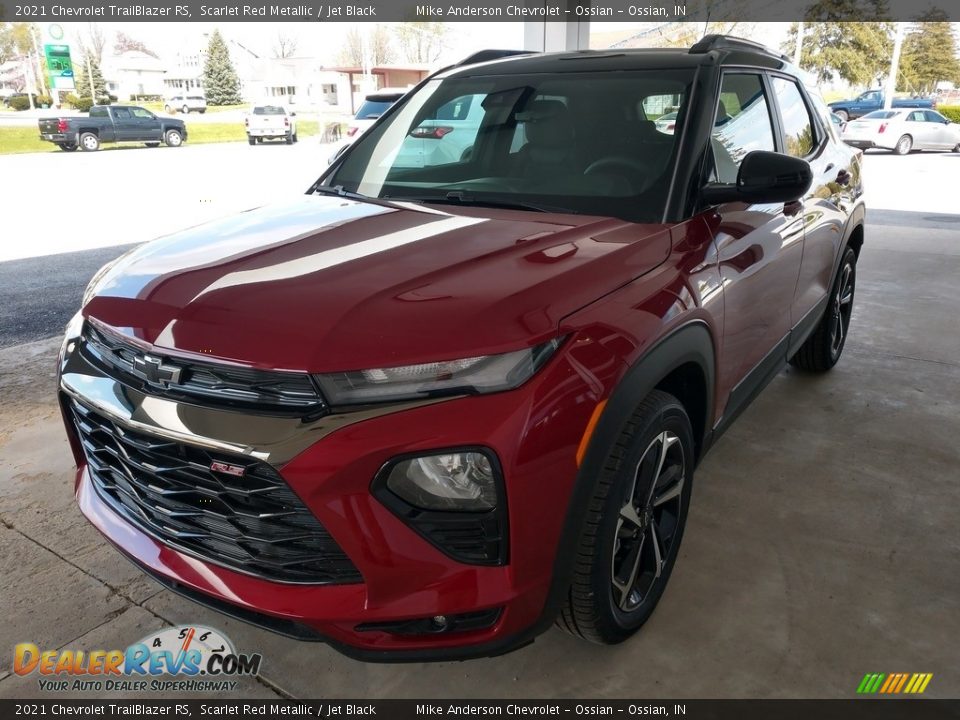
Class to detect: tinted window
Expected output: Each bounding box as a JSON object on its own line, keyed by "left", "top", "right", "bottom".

{"left": 924, "top": 110, "right": 947, "bottom": 123}
{"left": 90, "top": 107, "right": 109, "bottom": 118}
{"left": 130, "top": 107, "right": 153, "bottom": 119}
{"left": 253, "top": 106, "right": 286, "bottom": 116}
{"left": 862, "top": 110, "right": 899, "bottom": 119}
{"left": 330, "top": 70, "right": 694, "bottom": 223}
{"left": 435, "top": 95, "right": 475, "bottom": 121}
{"left": 355, "top": 99, "right": 396, "bottom": 120}
{"left": 907, "top": 110, "right": 927, "bottom": 122}
{"left": 112, "top": 107, "right": 132, "bottom": 120}
{"left": 772, "top": 77, "right": 815, "bottom": 157}
{"left": 711, "top": 74, "right": 776, "bottom": 183}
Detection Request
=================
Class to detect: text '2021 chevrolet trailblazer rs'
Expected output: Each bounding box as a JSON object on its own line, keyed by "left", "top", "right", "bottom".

{"left": 59, "top": 36, "right": 864, "bottom": 661}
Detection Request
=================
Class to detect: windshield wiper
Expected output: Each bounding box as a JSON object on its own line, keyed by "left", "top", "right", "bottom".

{"left": 309, "top": 184, "right": 372, "bottom": 201}
{"left": 389, "top": 191, "right": 569, "bottom": 214}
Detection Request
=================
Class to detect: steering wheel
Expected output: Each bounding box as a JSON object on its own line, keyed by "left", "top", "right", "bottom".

{"left": 583, "top": 156, "right": 652, "bottom": 193}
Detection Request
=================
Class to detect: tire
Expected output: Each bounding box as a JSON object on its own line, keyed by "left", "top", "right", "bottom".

{"left": 557, "top": 390, "right": 694, "bottom": 645}
{"left": 893, "top": 135, "right": 913, "bottom": 155}
{"left": 954, "top": 143, "right": 960, "bottom": 153}
{"left": 292, "top": 132, "right": 298, "bottom": 143}
{"left": 182, "top": 105, "right": 189, "bottom": 114}
{"left": 285, "top": 131, "right": 294, "bottom": 145}
{"left": 57, "top": 142, "right": 78, "bottom": 152}
{"left": 789, "top": 246, "right": 857, "bottom": 372}
{"left": 164, "top": 129, "right": 183, "bottom": 147}
{"left": 164, "top": 105, "right": 172, "bottom": 113}
{"left": 248, "top": 135, "right": 256, "bottom": 146}
{"left": 834, "top": 109, "right": 849, "bottom": 123}
{"left": 198, "top": 109, "right": 206, "bottom": 114}
{"left": 79, "top": 132, "right": 100, "bottom": 152}
{"left": 145, "top": 142, "right": 160, "bottom": 148}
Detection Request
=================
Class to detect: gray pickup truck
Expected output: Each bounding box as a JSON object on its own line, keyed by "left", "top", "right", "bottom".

{"left": 38, "top": 105, "right": 187, "bottom": 152}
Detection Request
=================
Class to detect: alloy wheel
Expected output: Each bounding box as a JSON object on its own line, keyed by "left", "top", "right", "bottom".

{"left": 830, "top": 260, "right": 855, "bottom": 358}
{"left": 611, "top": 430, "right": 685, "bottom": 613}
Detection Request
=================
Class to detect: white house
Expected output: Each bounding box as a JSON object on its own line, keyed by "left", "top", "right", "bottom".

{"left": 101, "top": 51, "right": 167, "bottom": 100}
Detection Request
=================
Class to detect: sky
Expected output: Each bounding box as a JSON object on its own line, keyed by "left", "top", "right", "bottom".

{"left": 53, "top": 21, "right": 794, "bottom": 68}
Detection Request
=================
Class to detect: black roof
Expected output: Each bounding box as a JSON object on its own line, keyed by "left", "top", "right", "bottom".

{"left": 439, "top": 36, "right": 791, "bottom": 79}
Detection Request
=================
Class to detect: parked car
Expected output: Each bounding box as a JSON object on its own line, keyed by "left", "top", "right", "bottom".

{"left": 164, "top": 95, "right": 207, "bottom": 114}
{"left": 245, "top": 104, "right": 297, "bottom": 145}
{"left": 60, "top": 35, "right": 865, "bottom": 661}
{"left": 654, "top": 111, "right": 678, "bottom": 134}
{"left": 842, "top": 108, "right": 960, "bottom": 154}
{"left": 828, "top": 89, "right": 934, "bottom": 122}
{"left": 327, "top": 88, "right": 406, "bottom": 164}
{"left": 38, "top": 105, "right": 186, "bottom": 151}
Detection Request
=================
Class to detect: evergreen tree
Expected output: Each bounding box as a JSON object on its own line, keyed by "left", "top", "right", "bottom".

{"left": 898, "top": 16, "right": 960, "bottom": 94}
{"left": 202, "top": 30, "right": 243, "bottom": 105}
{"left": 74, "top": 48, "right": 108, "bottom": 102}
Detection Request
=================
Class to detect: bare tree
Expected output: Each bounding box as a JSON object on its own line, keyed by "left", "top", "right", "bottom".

{"left": 114, "top": 31, "right": 158, "bottom": 58}
{"left": 394, "top": 22, "right": 448, "bottom": 64}
{"left": 338, "top": 25, "right": 394, "bottom": 67}
{"left": 84, "top": 23, "right": 108, "bottom": 63}
{"left": 272, "top": 31, "right": 298, "bottom": 59}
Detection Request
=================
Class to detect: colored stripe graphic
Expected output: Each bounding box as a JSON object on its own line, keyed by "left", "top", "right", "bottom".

{"left": 857, "top": 672, "right": 933, "bottom": 694}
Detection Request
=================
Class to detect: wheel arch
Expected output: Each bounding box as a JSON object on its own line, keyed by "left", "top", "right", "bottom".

{"left": 534, "top": 321, "right": 716, "bottom": 632}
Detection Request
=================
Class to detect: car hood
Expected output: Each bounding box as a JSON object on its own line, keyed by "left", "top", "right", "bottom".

{"left": 84, "top": 195, "right": 672, "bottom": 372}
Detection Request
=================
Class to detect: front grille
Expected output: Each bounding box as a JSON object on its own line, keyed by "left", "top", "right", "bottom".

{"left": 80, "top": 321, "right": 326, "bottom": 417}
{"left": 71, "top": 398, "right": 362, "bottom": 585}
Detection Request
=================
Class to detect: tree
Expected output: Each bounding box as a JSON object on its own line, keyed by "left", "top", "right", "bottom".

{"left": 784, "top": 21, "right": 893, "bottom": 86}
{"left": 271, "top": 31, "right": 298, "bottom": 59}
{"left": 338, "top": 25, "right": 394, "bottom": 67}
{"left": 83, "top": 23, "right": 108, "bottom": 63}
{"left": 394, "top": 22, "right": 448, "bottom": 64}
{"left": 898, "top": 16, "right": 960, "bottom": 94}
{"left": 114, "top": 31, "right": 158, "bottom": 58}
{"left": 202, "top": 30, "right": 243, "bottom": 105}
{"left": 73, "top": 48, "right": 108, "bottom": 102}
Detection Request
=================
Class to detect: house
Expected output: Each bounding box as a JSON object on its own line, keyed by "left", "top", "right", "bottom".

{"left": 330, "top": 64, "right": 431, "bottom": 113}
{"left": 101, "top": 51, "right": 167, "bottom": 100}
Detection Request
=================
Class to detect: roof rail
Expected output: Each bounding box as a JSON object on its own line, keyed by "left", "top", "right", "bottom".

{"left": 455, "top": 49, "right": 535, "bottom": 67}
{"left": 689, "top": 34, "right": 789, "bottom": 61}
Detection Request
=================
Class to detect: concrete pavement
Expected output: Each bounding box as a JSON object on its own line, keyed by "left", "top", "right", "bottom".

{"left": 0, "top": 152, "right": 958, "bottom": 699}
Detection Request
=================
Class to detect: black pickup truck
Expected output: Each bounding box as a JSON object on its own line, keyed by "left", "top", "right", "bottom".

{"left": 38, "top": 105, "right": 187, "bottom": 151}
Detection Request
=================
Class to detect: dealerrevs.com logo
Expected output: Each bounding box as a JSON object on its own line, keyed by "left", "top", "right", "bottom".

{"left": 14, "top": 625, "right": 263, "bottom": 693}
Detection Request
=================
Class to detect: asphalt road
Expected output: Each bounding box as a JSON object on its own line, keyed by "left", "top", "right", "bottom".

{"left": 1, "top": 145, "right": 957, "bottom": 348}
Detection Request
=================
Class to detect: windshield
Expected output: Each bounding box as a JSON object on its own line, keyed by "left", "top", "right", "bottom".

{"left": 327, "top": 70, "right": 693, "bottom": 222}
{"left": 356, "top": 98, "right": 399, "bottom": 119}
{"left": 862, "top": 110, "right": 899, "bottom": 120}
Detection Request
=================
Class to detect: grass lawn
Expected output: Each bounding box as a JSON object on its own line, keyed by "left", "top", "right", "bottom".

{"left": 0, "top": 120, "right": 319, "bottom": 155}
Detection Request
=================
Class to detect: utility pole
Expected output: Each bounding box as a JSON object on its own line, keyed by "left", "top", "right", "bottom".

{"left": 86, "top": 52, "right": 96, "bottom": 104}
{"left": 883, "top": 22, "right": 906, "bottom": 110}
{"left": 793, "top": 22, "right": 804, "bottom": 66}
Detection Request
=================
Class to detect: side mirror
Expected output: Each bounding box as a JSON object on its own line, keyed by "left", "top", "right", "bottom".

{"left": 702, "top": 150, "right": 813, "bottom": 206}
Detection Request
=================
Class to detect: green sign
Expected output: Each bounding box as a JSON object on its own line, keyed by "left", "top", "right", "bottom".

{"left": 44, "top": 44, "right": 75, "bottom": 91}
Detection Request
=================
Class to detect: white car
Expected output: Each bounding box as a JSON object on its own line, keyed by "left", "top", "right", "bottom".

{"left": 655, "top": 111, "right": 678, "bottom": 134}
{"left": 164, "top": 95, "right": 207, "bottom": 114}
{"left": 842, "top": 108, "right": 960, "bottom": 155}
{"left": 327, "top": 89, "right": 406, "bottom": 164}
{"left": 246, "top": 105, "right": 297, "bottom": 145}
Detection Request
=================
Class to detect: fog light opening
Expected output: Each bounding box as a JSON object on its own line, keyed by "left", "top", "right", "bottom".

{"left": 355, "top": 608, "right": 502, "bottom": 637}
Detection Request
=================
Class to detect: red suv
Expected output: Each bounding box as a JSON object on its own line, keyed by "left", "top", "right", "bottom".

{"left": 59, "top": 37, "right": 864, "bottom": 661}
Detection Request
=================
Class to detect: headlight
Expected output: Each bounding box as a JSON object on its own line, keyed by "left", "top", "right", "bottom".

{"left": 314, "top": 339, "right": 561, "bottom": 406}
{"left": 383, "top": 451, "right": 498, "bottom": 512}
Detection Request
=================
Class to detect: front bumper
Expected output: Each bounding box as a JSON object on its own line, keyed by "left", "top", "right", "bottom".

{"left": 58, "top": 323, "right": 607, "bottom": 660}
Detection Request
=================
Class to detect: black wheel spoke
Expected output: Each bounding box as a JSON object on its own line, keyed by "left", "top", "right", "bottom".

{"left": 611, "top": 429, "right": 685, "bottom": 613}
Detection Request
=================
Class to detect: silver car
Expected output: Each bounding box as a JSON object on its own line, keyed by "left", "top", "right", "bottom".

{"left": 842, "top": 108, "right": 960, "bottom": 155}
{"left": 164, "top": 95, "right": 207, "bottom": 114}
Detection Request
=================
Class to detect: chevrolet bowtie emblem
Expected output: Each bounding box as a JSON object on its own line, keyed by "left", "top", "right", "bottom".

{"left": 132, "top": 354, "right": 183, "bottom": 386}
